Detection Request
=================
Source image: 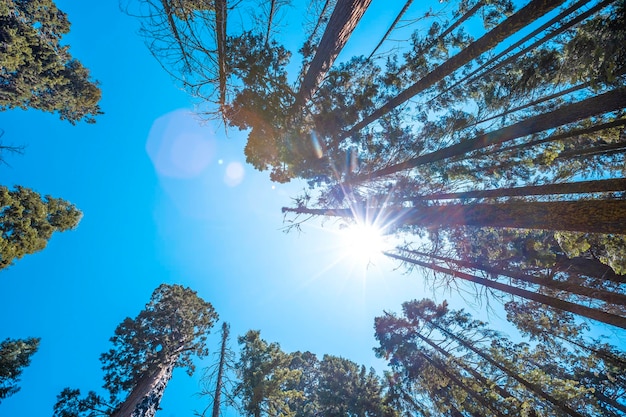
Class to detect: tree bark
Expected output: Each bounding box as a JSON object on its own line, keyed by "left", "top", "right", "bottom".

{"left": 284, "top": 199, "right": 626, "bottom": 234}
{"left": 347, "top": 88, "right": 626, "bottom": 185}
{"left": 344, "top": 0, "right": 567, "bottom": 137}
{"left": 111, "top": 359, "right": 175, "bottom": 417}
{"left": 402, "top": 248, "right": 626, "bottom": 306}
{"left": 294, "top": 0, "right": 373, "bottom": 107}
{"left": 383, "top": 250, "right": 626, "bottom": 329}
{"left": 214, "top": 0, "right": 227, "bottom": 108}
{"left": 409, "top": 178, "right": 626, "bottom": 201}
{"left": 211, "top": 323, "right": 230, "bottom": 417}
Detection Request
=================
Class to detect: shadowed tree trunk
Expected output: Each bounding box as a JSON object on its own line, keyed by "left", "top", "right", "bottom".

{"left": 409, "top": 178, "right": 626, "bottom": 201}
{"left": 346, "top": 88, "right": 626, "bottom": 185}
{"left": 383, "top": 250, "right": 626, "bottom": 329}
{"left": 294, "top": 0, "right": 373, "bottom": 107}
{"left": 367, "top": 0, "right": 414, "bottom": 60}
{"left": 283, "top": 199, "right": 626, "bottom": 234}
{"left": 214, "top": 0, "right": 227, "bottom": 109}
{"left": 211, "top": 323, "right": 230, "bottom": 417}
{"left": 111, "top": 360, "right": 175, "bottom": 417}
{"left": 343, "top": 0, "right": 567, "bottom": 138}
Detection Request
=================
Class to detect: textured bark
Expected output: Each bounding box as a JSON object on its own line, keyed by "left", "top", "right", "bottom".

{"left": 347, "top": 88, "right": 626, "bottom": 184}
{"left": 384, "top": 250, "right": 626, "bottom": 329}
{"left": 344, "top": 0, "right": 567, "bottom": 137}
{"left": 410, "top": 178, "right": 626, "bottom": 201}
{"left": 294, "top": 0, "right": 373, "bottom": 106}
{"left": 284, "top": 199, "right": 626, "bottom": 234}
{"left": 111, "top": 360, "right": 175, "bottom": 417}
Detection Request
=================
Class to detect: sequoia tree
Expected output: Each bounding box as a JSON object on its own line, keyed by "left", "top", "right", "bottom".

{"left": 53, "top": 284, "right": 218, "bottom": 417}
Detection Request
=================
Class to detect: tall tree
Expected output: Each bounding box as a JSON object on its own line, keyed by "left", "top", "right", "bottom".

{"left": 234, "top": 330, "right": 302, "bottom": 417}
{"left": 53, "top": 284, "right": 218, "bottom": 417}
{"left": 0, "top": 337, "right": 40, "bottom": 402}
{"left": 0, "top": 185, "right": 82, "bottom": 271}
{"left": 0, "top": 0, "right": 102, "bottom": 123}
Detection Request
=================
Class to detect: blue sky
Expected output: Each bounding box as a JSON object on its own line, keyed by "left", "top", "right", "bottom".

{"left": 1, "top": 1, "right": 623, "bottom": 416}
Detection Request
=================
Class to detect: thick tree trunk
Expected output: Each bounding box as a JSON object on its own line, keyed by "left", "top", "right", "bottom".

{"left": 284, "top": 199, "right": 626, "bottom": 234}
{"left": 347, "top": 88, "right": 626, "bottom": 184}
{"left": 383, "top": 250, "right": 626, "bottom": 329}
{"left": 344, "top": 0, "right": 567, "bottom": 137}
{"left": 294, "top": 0, "right": 373, "bottom": 107}
{"left": 410, "top": 178, "right": 626, "bottom": 201}
{"left": 111, "top": 360, "right": 175, "bottom": 417}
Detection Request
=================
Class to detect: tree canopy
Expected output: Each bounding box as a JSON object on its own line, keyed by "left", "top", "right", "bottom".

{"left": 0, "top": 185, "right": 82, "bottom": 271}
{"left": 0, "top": 337, "right": 40, "bottom": 402}
{"left": 0, "top": 0, "right": 102, "bottom": 123}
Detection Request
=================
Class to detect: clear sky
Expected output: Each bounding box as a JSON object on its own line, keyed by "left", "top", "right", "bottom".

{"left": 1, "top": 1, "right": 622, "bottom": 416}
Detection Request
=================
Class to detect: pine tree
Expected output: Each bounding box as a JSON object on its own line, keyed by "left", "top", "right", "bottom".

{"left": 0, "top": 185, "right": 82, "bottom": 271}
{"left": 0, "top": 337, "right": 40, "bottom": 402}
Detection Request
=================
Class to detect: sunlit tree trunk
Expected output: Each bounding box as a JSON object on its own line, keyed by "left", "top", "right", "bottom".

{"left": 344, "top": 0, "right": 567, "bottom": 137}
{"left": 347, "top": 88, "right": 626, "bottom": 184}
{"left": 295, "top": 0, "right": 373, "bottom": 107}
{"left": 111, "top": 359, "right": 175, "bottom": 417}
{"left": 383, "top": 250, "right": 626, "bottom": 329}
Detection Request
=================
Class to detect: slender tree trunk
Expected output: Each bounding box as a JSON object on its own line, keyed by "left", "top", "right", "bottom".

{"left": 284, "top": 199, "right": 626, "bottom": 234}
{"left": 343, "top": 0, "right": 567, "bottom": 138}
{"left": 449, "top": 117, "right": 626, "bottom": 166}
{"left": 412, "top": 349, "right": 509, "bottom": 417}
{"left": 214, "top": 0, "right": 227, "bottom": 109}
{"left": 111, "top": 359, "right": 175, "bottom": 417}
{"left": 409, "top": 178, "right": 626, "bottom": 201}
{"left": 401, "top": 248, "right": 626, "bottom": 306}
{"left": 211, "top": 323, "right": 230, "bottom": 417}
{"left": 414, "top": 312, "right": 590, "bottom": 417}
{"left": 347, "top": 88, "right": 626, "bottom": 184}
{"left": 383, "top": 250, "right": 626, "bottom": 329}
{"left": 367, "top": 0, "right": 415, "bottom": 60}
{"left": 557, "top": 140, "right": 626, "bottom": 160}
{"left": 294, "top": 0, "right": 373, "bottom": 107}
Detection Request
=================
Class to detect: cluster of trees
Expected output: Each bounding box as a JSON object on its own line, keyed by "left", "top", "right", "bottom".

{"left": 1, "top": 0, "right": 102, "bottom": 406}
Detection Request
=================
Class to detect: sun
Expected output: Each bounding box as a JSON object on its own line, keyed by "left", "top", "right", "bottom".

{"left": 339, "top": 222, "right": 388, "bottom": 264}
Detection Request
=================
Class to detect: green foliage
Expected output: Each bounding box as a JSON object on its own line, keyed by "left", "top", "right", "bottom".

{"left": 0, "top": 337, "right": 40, "bottom": 402}
{"left": 0, "top": 0, "right": 102, "bottom": 123}
{"left": 100, "top": 284, "right": 218, "bottom": 400}
{"left": 54, "top": 284, "right": 218, "bottom": 416}
{"left": 0, "top": 185, "right": 82, "bottom": 271}
{"left": 235, "top": 330, "right": 302, "bottom": 417}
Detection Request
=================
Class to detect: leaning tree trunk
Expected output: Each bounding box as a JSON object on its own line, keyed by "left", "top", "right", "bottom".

{"left": 111, "top": 359, "right": 175, "bottom": 417}
{"left": 343, "top": 0, "right": 567, "bottom": 138}
{"left": 294, "top": 0, "right": 373, "bottom": 107}
{"left": 346, "top": 88, "right": 626, "bottom": 185}
{"left": 383, "top": 250, "right": 626, "bottom": 329}
{"left": 409, "top": 178, "right": 626, "bottom": 202}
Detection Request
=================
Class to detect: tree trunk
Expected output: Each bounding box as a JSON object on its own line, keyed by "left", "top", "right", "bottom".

{"left": 214, "top": 0, "right": 227, "bottom": 109}
{"left": 409, "top": 178, "right": 626, "bottom": 201}
{"left": 554, "top": 254, "right": 626, "bottom": 283}
{"left": 294, "top": 0, "right": 373, "bottom": 107}
{"left": 344, "top": 0, "right": 567, "bottom": 137}
{"left": 211, "top": 323, "right": 230, "bottom": 417}
{"left": 111, "top": 360, "right": 175, "bottom": 417}
{"left": 284, "top": 199, "right": 626, "bottom": 234}
{"left": 347, "top": 87, "right": 626, "bottom": 184}
{"left": 414, "top": 310, "right": 589, "bottom": 417}
{"left": 383, "top": 250, "right": 626, "bottom": 329}
{"left": 367, "top": 0, "right": 415, "bottom": 60}
{"left": 402, "top": 248, "right": 626, "bottom": 306}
